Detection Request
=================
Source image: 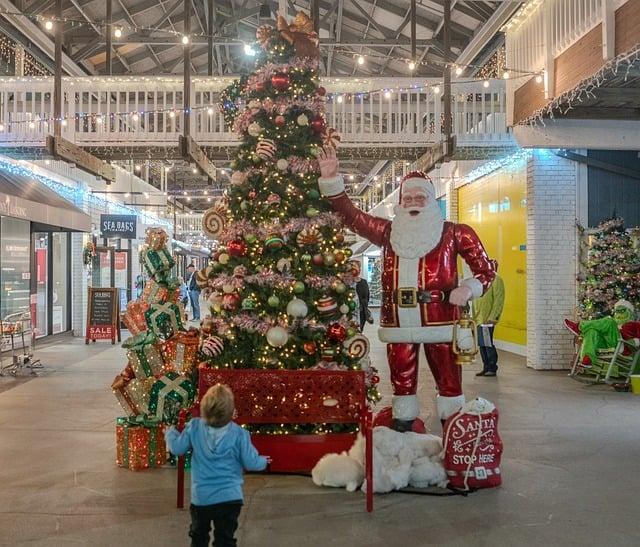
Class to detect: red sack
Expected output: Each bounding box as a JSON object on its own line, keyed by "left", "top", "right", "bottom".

{"left": 443, "top": 406, "right": 503, "bottom": 490}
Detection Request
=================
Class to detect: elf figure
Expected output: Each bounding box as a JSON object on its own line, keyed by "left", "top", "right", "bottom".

{"left": 317, "top": 147, "right": 496, "bottom": 431}
{"left": 564, "top": 300, "right": 636, "bottom": 367}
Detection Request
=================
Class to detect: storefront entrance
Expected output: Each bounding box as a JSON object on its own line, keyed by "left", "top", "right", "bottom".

{"left": 92, "top": 246, "right": 131, "bottom": 313}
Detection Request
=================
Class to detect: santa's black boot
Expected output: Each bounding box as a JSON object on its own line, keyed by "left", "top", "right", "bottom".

{"left": 392, "top": 419, "right": 414, "bottom": 432}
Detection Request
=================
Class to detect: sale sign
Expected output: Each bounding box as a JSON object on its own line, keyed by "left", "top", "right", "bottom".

{"left": 88, "top": 325, "right": 114, "bottom": 340}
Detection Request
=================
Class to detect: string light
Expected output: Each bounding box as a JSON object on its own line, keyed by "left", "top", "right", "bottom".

{"left": 192, "top": 167, "right": 198, "bottom": 174}
{"left": 181, "top": 35, "right": 189, "bottom": 45}
{"left": 336, "top": 95, "right": 343, "bottom": 104}
{"left": 384, "top": 90, "right": 391, "bottom": 99}
{"left": 114, "top": 27, "right": 122, "bottom": 38}
{"left": 44, "top": 20, "right": 53, "bottom": 31}
{"left": 244, "top": 44, "right": 256, "bottom": 56}
{"left": 502, "top": 71, "right": 510, "bottom": 79}
{"left": 135, "top": 164, "right": 141, "bottom": 171}
{"left": 535, "top": 74, "right": 544, "bottom": 84}
{"left": 408, "top": 60, "right": 416, "bottom": 71}
{"left": 433, "top": 85, "right": 440, "bottom": 94}
{"left": 455, "top": 66, "right": 463, "bottom": 76}
{"left": 207, "top": 106, "right": 214, "bottom": 115}
{"left": 132, "top": 112, "right": 139, "bottom": 121}
{"left": 483, "top": 80, "right": 490, "bottom": 88}
{"left": 357, "top": 55, "right": 365, "bottom": 65}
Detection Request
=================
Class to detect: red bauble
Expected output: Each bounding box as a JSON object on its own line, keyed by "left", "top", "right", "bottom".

{"left": 371, "top": 374, "right": 380, "bottom": 384}
{"left": 275, "top": 115, "right": 286, "bottom": 126}
{"left": 221, "top": 293, "right": 240, "bottom": 311}
{"left": 227, "top": 240, "right": 247, "bottom": 257}
{"left": 327, "top": 322, "right": 347, "bottom": 342}
{"left": 317, "top": 86, "right": 327, "bottom": 96}
{"left": 255, "top": 81, "right": 267, "bottom": 93}
{"left": 303, "top": 341, "right": 317, "bottom": 355}
{"left": 310, "top": 115, "right": 326, "bottom": 134}
{"left": 248, "top": 190, "right": 256, "bottom": 199}
{"left": 312, "top": 253, "right": 324, "bottom": 266}
{"left": 271, "top": 73, "right": 290, "bottom": 91}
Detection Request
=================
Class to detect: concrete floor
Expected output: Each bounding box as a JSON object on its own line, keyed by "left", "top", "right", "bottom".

{"left": 1, "top": 327, "right": 640, "bottom": 547}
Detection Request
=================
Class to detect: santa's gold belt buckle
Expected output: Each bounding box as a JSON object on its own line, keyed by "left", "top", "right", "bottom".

{"left": 398, "top": 287, "right": 417, "bottom": 308}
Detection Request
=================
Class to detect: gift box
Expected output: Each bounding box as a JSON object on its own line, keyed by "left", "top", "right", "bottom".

{"left": 142, "top": 248, "right": 175, "bottom": 278}
{"left": 145, "top": 228, "right": 169, "bottom": 250}
{"left": 123, "top": 300, "right": 150, "bottom": 335}
{"left": 116, "top": 415, "right": 166, "bottom": 471}
{"left": 112, "top": 369, "right": 154, "bottom": 416}
{"left": 145, "top": 302, "right": 184, "bottom": 341}
{"left": 142, "top": 277, "right": 180, "bottom": 306}
{"left": 163, "top": 329, "right": 200, "bottom": 374}
{"left": 148, "top": 371, "right": 196, "bottom": 423}
{"left": 127, "top": 334, "right": 165, "bottom": 379}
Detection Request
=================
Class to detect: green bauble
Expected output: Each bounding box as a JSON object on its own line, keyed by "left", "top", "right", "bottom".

{"left": 267, "top": 295, "right": 280, "bottom": 307}
{"left": 293, "top": 281, "right": 305, "bottom": 294}
{"left": 240, "top": 201, "right": 249, "bottom": 211}
{"left": 244, "top": 233, "right": 257, "bottom": 244}
{"left": 346, "top": 327, "right": 357, "bottom": 338}
{"left": 348, "top": 300, "right": 357, "bottom": 311}
{"left": 323, "top": 253, "right": 335, "bottom": 266}
{"left": 333, "top": 281, "right": 347, "bottom": 294}
{"left": 343, "top": 248, "right": 353, "bottom": 258}
{"left": 306, "top": 207, "right": 319, "bottom": 218}
{"left": 301, "top": 253, "right": 312, "bottom": 263}
{"left": 308, "top": 188, "right": 320, "bottom": 200}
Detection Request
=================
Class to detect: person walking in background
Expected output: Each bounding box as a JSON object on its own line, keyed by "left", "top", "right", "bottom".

{"left": 165, "top": 385, "right": 269, "bottom": 547}
{"left": 473, "top": 259, "right": 505, "bottom": 377}
{"left": 351, "top": 261, "right": 371, "bottom": 332}
{"left": 186, "top": 263, "right": 201, "bottom": 321}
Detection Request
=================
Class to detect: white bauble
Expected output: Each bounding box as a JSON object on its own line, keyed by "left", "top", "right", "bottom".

{"left": 222, "top": 284, "right": 235, "bottom": 294}
{"left": 276, "top": 158, "right": 289, "bottom": 171}
{"left": 286, "top": 298, "right": 308, "bottom": 318}
{"left": 339, "top": 304, "right": 350, "bottom": 315}
{"left": 266, "top": 326, "right": 289, "bottom": 347}
{"left": 297, "top": 114, "right": 309, "bottom": 126}
{"left": 248, "top": 100, "right": 261, "bottom": 109}
{"left": 218, "top": 253, "right": 229, "bottom": 265}
{"left": 248, "top": 122, "right": 262, "bottom": 137}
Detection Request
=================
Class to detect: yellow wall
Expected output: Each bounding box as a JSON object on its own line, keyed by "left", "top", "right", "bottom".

{"left": 457, "top": 165, "right": 527, "bottom": 347}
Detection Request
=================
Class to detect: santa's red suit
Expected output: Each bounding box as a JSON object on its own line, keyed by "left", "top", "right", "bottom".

{"left": 319, "top": 172, "right": 495, "bottom": 423}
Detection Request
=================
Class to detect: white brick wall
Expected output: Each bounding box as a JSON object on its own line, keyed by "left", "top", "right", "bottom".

{"left": 526, "top": 150, "right": 578, "bottom": 370}
{"left": 71, "top": 233, "right": 88, "bottom": 337}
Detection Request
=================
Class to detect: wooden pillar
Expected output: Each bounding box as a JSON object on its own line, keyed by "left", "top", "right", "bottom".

{"left": 278, "top": 0, "right": 287, "bottom": 17}
{"left": 183, "top": 0, "right": 191, "bottom": 138}
{"left": 442, "top": 0, "right": 452, "bottom": 144}
{"left": 106, "top": 0, "right": 113, "bottom": 75}
{"left": 311, "top": 0, "right": 319, "bottom": 34}
{"left": 410, "top": 0, "right": 416, "bottom": 62}
{"left": 54, "top": 0, "right": 63, "bottom": 137}
{"left": 207, "top": 0, "right": 214, "bottom": 76}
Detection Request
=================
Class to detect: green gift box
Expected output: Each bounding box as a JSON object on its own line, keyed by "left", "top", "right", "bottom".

{"left": 148, "top": 371, "right": 196, "bottom": 423}
{"left": 127, "top": 339, "right": 164, "bottom": 380}
{"left": 144, "top": 302, "right": 183, "bottom": 341}
{"left": 142, "top": 248, "right": 175, "bottom": 278}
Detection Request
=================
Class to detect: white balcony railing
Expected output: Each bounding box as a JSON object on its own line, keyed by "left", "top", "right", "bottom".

{"left": 0, "top": 76, "right": 510, "bottom": 149}
{"left": 505, "top": 0, "right": 631, "bottom": 122}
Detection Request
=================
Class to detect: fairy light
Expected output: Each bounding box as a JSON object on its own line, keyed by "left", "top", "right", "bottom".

{"left": 483, "top": 80, "right": 490, "bottom": 88}
{"left": 44, "top": 20, "right": 53, "bottom": 31}
{"left": 535, "top": 74, "right": 543, "bottom": 84}
{"left": 336, "top": 95, "right": 343, "bottom": 104}
{"left": 408, "top": 60, "right": 416, "bottom": 71}
{"left": 132, "top": 112, "right": 139, "bottom": 121}
{"left": 134, "top": 164, "right": 141, "bottom": 172}
{"left": 384, "top": 90, "right": 391, "bottom": 99}
{"left": 433, "top": 85, "right": 440, "bottom": 94}
{"left": 114, "top": 27, "right": 122, "bottom": 38}
{"left": 207, "top": 106, "right": 214, "bottom": 115}
{"left": 181, "top": 35, "right": 190, "bottom": 45}
{"left": 169, "top": 110, "right": 176, "bottom": 118}
{"left": 502, "top": 71, "right": 510, "bottom": 80}
{"left": 357, "top": 55, "right": 365, "bottom": 65}
{"left": 455, "top": 65, "right": 463, "bottom": 76}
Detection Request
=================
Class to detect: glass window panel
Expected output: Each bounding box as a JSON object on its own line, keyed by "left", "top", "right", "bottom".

{"left": 52, "top": 233, "right": 69, "bottom": 334}
{"left": 1, "top": 217, "right": 31, "bottom": 320}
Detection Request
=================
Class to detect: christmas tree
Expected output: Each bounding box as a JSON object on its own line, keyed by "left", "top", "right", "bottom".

{"left": 196, "top": 14, "right": 379, "bottom": 420}
{"left": 578, "top": 218, "right": 640, "bottom": 319}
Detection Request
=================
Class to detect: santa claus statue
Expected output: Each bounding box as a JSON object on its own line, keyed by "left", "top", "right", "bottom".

{"left": 317, "top": 147, "right": 496, "bottom": 431}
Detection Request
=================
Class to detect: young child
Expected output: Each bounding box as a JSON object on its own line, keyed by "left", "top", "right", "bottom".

{"left": 166, "top": 384, "right": 268, "bottom": 547}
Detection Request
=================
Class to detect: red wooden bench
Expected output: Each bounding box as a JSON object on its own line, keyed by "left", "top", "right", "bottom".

{"left": 177, "top": 367, "right": 373, "bottom": 512}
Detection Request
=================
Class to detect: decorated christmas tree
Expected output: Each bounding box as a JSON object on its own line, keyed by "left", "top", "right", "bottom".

{"left": 578, "top": 218, "right": 640, "bottom": 319}
{"left": 195, "top": 14, "right": 379, "bottom": 423}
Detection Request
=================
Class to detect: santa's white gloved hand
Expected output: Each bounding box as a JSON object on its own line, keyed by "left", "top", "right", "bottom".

{"left": 449, "top": 285, "right": 473, "bottom": 307}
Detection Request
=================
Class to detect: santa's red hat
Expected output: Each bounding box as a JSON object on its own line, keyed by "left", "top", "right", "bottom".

{"left": 399, "top": 171, "right": 435, "bottom": 201}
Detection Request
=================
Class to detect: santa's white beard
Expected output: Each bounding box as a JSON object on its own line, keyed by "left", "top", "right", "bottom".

{"left": 389, "top": 199, "right": 445, "bottom": 259}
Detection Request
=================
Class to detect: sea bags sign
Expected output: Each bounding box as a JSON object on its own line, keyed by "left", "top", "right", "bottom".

{"left": 100, "top": 214, "right": 137, "bottom": 239}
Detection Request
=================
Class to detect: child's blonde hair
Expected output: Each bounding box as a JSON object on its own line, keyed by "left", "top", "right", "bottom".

{"left": 200, "top": 384, "right": 235, "bottom": 427}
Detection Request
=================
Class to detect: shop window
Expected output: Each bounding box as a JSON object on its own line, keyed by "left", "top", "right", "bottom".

{"left": 0, "top": 217, "right": 31, "bottom": 319}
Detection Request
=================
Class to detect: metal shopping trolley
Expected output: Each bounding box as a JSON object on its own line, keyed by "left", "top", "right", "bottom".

{"left": 0, "top": 311, "right": 42, "bottom": 376}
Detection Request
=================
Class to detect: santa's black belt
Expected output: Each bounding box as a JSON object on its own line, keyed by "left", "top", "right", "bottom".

{"left": 391, "top": 288, "right": 446, "bottom": 307}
